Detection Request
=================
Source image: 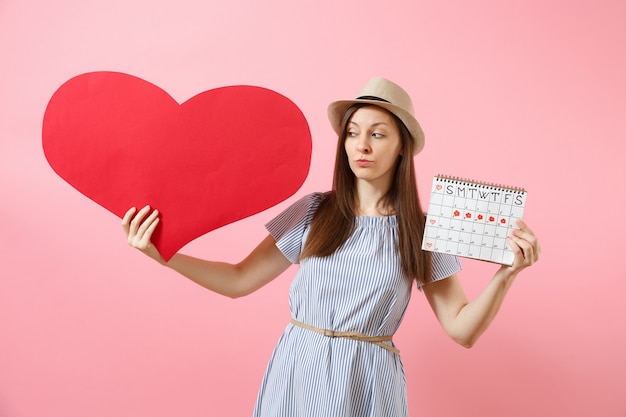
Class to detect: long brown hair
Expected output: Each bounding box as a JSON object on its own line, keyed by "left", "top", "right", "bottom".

{"left": 300, "top": 104, "right": 432, "bottom": 284}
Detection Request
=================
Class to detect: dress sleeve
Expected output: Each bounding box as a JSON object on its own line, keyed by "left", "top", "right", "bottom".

{"left": 265, "top": 192, "right": 326, "bottom": 264}
{"left": 417, "top": 252, "right": 463, "bottom": 290}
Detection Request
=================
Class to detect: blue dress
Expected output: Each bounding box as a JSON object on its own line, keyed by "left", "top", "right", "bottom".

{"left": 253, "top": 193, "right": 462, "bottom": 416}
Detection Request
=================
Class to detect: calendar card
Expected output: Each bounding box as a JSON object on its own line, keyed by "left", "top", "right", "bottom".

{"left": 422, "top": 175, "right": 527, "bottom": 265}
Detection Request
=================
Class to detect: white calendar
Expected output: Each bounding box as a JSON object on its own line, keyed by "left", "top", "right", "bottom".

{"left": 422, "top": 175, "right": 527, "bottom": 265}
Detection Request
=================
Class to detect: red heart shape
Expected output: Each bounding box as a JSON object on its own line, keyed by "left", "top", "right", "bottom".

{"left": 42, "top": 72, "right": 312, "bottom": 260}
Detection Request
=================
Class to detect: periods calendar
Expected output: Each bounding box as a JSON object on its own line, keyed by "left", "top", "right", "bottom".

{"left": 422, "top": 175, "right": 527, "bottom": 265}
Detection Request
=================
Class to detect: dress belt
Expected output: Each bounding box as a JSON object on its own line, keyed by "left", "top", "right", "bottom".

{"left": 290, "top": 318, "right": 400, "bottom": 355}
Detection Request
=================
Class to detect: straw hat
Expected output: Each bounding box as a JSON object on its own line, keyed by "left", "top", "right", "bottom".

{"left": 327, "top": 77, "right": 425, "bottom": 155}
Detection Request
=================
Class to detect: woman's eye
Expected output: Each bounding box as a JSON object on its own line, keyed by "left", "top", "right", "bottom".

{"left": 347, "top": 131, "right": 357, "bottom": 137}
{"left": 372, "top": 132, "right": 384, "bottom": 139}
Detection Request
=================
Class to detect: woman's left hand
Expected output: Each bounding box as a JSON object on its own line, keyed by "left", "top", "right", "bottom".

{"left": 506, "top": 219, "right": 541, "bottom": 273}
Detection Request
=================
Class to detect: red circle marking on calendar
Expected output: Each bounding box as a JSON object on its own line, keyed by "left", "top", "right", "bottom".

{"left": 478, "top": 214, "right": 484, "bottom": 220}
{"left": 453, "top": 210, "right": 460, "bottom": 217}
{"left": 465, "top": 212, "right": 471, "bottom": 219}
{"left": 500, "top": 218, "right": 507, "bottom": 224}
{"left": 489, "top": 216, "right": 495, "bottom": 222}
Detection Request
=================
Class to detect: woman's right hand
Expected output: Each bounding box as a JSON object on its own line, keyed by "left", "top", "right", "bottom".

{"left": 121, "top": 205, "right": 166, "bottom": 264}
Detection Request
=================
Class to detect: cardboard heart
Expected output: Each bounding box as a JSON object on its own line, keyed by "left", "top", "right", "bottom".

{"left": 42, "top": 71, "right": 312, "bottom": 260}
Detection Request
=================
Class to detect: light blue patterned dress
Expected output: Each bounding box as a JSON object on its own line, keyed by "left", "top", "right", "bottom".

{"left": 253, "top": 193, "right": 462, "bottom": 416}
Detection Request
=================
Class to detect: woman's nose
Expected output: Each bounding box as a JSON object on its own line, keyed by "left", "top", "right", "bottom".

{"left": 356, "top": 137, "right": 371, "bottom": 153}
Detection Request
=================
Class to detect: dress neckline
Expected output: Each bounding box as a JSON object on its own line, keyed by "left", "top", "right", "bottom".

{"left": 355, "top": 215, "right": 397, "bottom": 227}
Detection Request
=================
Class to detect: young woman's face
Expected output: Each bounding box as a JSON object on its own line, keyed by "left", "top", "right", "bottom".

{"left": 344, "top": 106, "right": 403, "bottom": 189}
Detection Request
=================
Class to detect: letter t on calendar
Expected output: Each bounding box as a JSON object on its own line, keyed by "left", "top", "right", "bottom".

{"left": 422, "top": 175, "right": 527, "bottom": 265}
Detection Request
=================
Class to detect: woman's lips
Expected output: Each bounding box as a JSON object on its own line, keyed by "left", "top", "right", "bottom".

{"left": 356, "top": 159, "right": 372, "bottom": 167}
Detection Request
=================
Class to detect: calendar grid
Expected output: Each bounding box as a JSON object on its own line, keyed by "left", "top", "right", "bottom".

{"left": 422, "top": 175, "right": 527, "bottom": 265}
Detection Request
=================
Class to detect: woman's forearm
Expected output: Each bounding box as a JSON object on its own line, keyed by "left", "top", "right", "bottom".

{"left": 449, "top": 268, "right": 517, "bottom": 348}
{"left": 164, "top": 253, "right": 247, "bottom": 298}
{"left": 162, "top": 235, "right": 291, "bottom": 299}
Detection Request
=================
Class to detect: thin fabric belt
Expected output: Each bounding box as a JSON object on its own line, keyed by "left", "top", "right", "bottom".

{"left": 290, "top": 318, "right": 400, "bottom": 355}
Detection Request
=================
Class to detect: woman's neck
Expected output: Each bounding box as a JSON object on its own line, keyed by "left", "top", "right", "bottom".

{"left": 354, "top": 181, "right": 394, "bottom": 216}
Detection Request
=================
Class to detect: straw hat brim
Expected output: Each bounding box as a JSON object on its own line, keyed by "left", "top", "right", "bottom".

{"left": 327, "top": 99, "right": 425, "bottom": 156}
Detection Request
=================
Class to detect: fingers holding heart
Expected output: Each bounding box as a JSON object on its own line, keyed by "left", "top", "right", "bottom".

{"left": 122, "top": 205, "right": 160, "bottom": 250}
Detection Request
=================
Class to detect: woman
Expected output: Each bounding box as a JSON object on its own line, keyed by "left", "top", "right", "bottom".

{"left": 122, "top": 77, "right": 540, "bottom": 416}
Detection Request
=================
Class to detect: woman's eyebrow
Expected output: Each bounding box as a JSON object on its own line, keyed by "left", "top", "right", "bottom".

{"left": 348, "top": 121, "right": 389, "bottom": 127}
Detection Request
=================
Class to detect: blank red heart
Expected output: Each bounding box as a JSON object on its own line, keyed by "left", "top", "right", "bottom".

{"left": 42, "top": 72, "right": 312, "bottom": 260}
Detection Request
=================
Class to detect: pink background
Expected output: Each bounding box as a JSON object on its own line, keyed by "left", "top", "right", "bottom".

{"left": 1, "top": 1, "right": 625, "bottom": 416}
